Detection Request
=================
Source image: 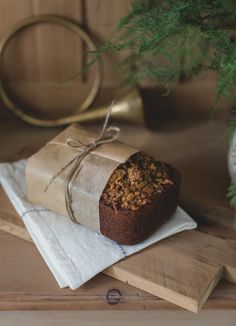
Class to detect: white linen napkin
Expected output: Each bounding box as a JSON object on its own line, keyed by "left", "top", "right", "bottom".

{"left": 0, "top": 160, "right": 197, "bottom": 289}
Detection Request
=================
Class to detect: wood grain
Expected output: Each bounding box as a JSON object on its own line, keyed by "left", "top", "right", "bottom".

{"left": 1, "top": 187, "right": 235, "bottom": 312}
{"left": 0, "top": 95, "right": 235, "bottom": 311}
{"left": 105, "top": 216, "right": 236, "bottom": 312}
{"left": 0, "top": 310, "right": 236, "bottom": 326}
{"left": 0, "top": 0, "right": 231, "bottom": 121}
{"left": 0, "top": 0, "right": 235, "bottom": 314}
{"left": 0, "top": 0, "right": 129, "bottom": 85}
{"left": 0, "top": 114, "right": 235, "bottom": 313}
{"left": 0, "top": 226, "right": 235, "bottom": 311}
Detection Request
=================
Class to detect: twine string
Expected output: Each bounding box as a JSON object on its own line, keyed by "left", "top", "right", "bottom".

{"left": 44, "top": 101, "right": 120, "bottom": 223}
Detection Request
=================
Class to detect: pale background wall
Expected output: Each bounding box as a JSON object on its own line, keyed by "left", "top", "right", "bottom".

{"left": 0, "top": 0, "right": 231, "bottom": 120}
{"left": 0, "top": 0, "right": 131, "bottom": 117}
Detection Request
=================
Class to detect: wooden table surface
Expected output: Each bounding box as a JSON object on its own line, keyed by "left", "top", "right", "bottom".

{"left": 0, "top": 99, "right": 235, "bottom": 312}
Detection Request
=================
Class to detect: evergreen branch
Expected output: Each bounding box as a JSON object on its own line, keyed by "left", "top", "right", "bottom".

{"left": 104, "top": 0, "right": 236, "bottom": 106}
{"left": 99, "top": 0, "right": 236, "bottom": 218}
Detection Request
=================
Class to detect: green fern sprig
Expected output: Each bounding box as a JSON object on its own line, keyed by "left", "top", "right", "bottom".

{"left": 105, "top": 0, "right": 236, "bottom": 103}
{"left": 102, "top": 0, "right": 236, "bottom": 218}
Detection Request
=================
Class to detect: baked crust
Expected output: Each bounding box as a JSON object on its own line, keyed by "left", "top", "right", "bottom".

{"left": 99, "top": 153, "right": 180, "bottom": 245}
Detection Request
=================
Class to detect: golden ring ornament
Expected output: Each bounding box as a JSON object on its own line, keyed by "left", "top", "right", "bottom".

{"left": 0, "top": 15, "right": 102, "bottom": 127}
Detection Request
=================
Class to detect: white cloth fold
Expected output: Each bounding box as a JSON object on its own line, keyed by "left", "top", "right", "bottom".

{"left": 0, "top": 160, "right": 197, "bottom": 289}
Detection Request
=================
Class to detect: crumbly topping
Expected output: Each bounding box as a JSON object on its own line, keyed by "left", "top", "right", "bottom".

{"left": 100, "top": 152, "right": 175, "bottom": 211}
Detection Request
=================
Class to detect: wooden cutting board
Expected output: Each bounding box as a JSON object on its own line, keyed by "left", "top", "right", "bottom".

{"left": 0, "top": 187, "right": 235, "bottom": 313}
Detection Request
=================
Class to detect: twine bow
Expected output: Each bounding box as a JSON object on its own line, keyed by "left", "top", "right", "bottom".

{"left": 44, "top": 102, "right": 120, "bottom": 223}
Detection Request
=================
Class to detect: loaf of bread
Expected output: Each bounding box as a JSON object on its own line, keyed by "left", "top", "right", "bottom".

{"left": 99, "top": 152, "right": 180, "bottom": 245}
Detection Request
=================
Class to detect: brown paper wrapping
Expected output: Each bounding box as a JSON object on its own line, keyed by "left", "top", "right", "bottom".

{"left": 26, "top": 124, "right": 139, "bottom": 230}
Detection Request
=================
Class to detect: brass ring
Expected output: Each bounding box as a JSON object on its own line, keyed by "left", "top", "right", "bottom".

{"left": 0, "top": 15, "right": 102, "bottom": 127}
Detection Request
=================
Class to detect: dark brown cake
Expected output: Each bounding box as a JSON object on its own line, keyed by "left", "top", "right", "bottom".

{"left": 99, "top": 152, "right": 180, "bottom": 245}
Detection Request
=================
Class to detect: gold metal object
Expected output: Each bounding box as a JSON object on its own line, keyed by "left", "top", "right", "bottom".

{"left": 0, "top": 16, "right": 144, "bottom": 127}
{"left": 65, "top": 88, "right": 145, "bottom": 126}
{"left": 2, "top": 87, "right": 144, "bottom": 127}
{"left": 0, "top": 15, "right": 102, "bottom": 122}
